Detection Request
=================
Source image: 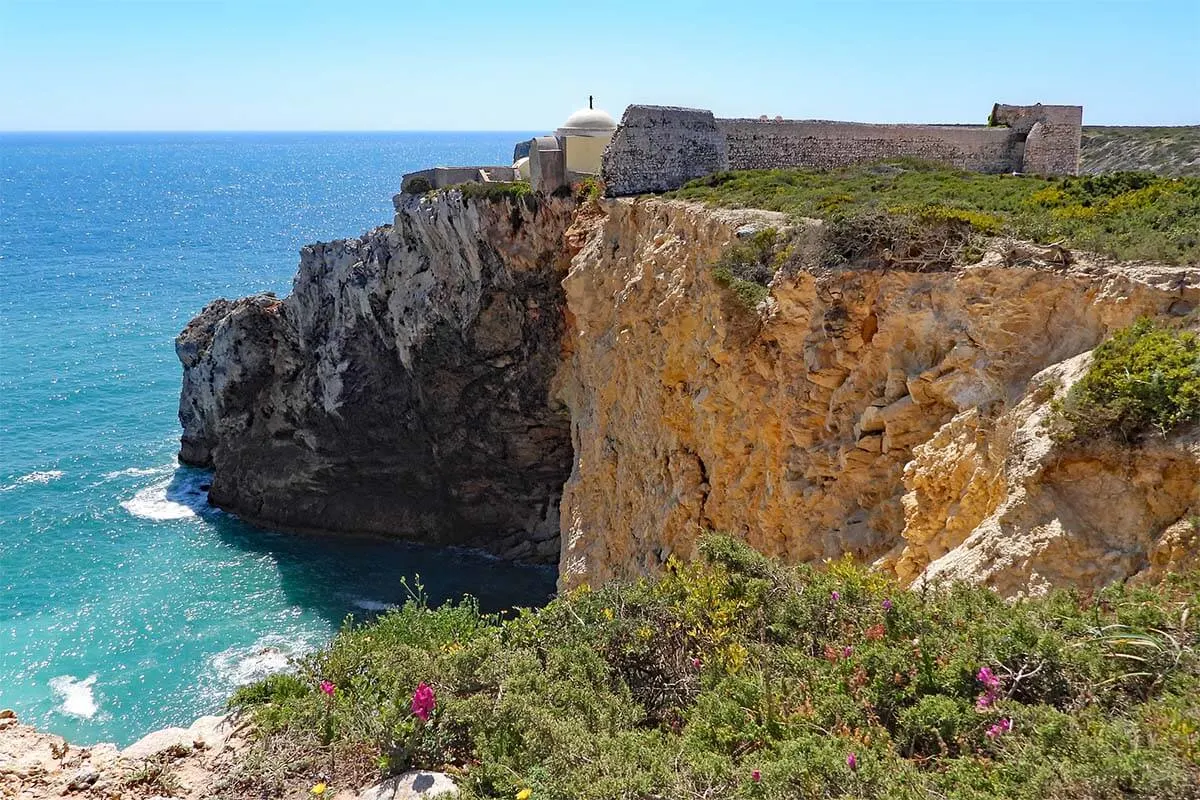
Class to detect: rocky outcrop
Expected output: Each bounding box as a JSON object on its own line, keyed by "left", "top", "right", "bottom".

{"left": 0, "top": 712, "right": 457, "bottom": 800}
{"left": 177, "top": 191, "right": 577, "bottom": 561}
{"left": 0, "top": 713, "right": 246, "bottom": 800}
{"left": 180, "top": 189, "right": 1199, "bottom": 596}
{"left": 555, "top": 198, "right": 1200, "bottom": 591}
{"left": 896, "top": 354, "right": 1200, "bottom": 595}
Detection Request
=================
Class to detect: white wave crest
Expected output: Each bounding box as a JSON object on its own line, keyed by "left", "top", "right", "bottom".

{"left": 120, "top": 471, "right": 211, "bottom": 521}
{"left": 49, "top": 674, "right": 99, "bottom": 718}
{"left": 103, "top": 465, "right": 169, "bottom": 480}
{"left": 208, "top": 635, "right": 311, "bottom": 689}
{"left": 1, "top": 470, "right": 65, "bottom": 491}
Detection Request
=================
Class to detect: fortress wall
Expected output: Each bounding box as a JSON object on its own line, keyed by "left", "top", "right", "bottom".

{"left": 601, "top": 106, "right": 728, "bottom": 197}
{"left": 600, "top": 103, "right": 1083, "bottom": 197}
{"left": 994, "top": 105, "right": 1083, "bottom": 175}
{"left": 401, "top": 166, "right": 516, "bottom": 193}
{"left": 717, "top": 119, "right": 1021, "bottom": 174}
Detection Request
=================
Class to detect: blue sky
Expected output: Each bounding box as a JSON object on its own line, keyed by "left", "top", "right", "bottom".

{"left": 1, "top": 0, "right": 1196, "bottom": 131}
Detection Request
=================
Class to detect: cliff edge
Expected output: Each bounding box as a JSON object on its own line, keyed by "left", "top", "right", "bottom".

{"left": 556, "top": 198, "right": 1200, "bottom": 592}
{"left": 177, "top": 190, "right": 577, "bottom": 562}
{"left": 179, "top": 182, "right": 1200, "bottom": 595}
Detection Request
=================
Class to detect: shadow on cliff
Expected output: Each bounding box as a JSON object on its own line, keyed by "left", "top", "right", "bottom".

{"left": 165, "top": 467, "right": 557, "bottom": 628}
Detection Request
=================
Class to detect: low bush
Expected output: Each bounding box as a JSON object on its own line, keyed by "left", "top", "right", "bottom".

{"left": 229, "top": 536, "right": 1199, "bottom": 799}
{"left": 710, "top": 227, "right": 787, "bottom": 309}
{"left": 1053, "top": 319, "right": 1200, "bottom": 441}
{"left": 667, "top": 165, "right": 1200, "bottom": 265}
{"left": 456, "top": 181, "right": 534, "bottom": 203}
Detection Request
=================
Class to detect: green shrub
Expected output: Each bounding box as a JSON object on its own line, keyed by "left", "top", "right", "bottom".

{"left": 456, "top": 181, "right": 533, "bottom": 203}
{"left": 403, "top": 176, "right": 432, "bottom": 194}
{"left": 574, "top": 176, "right": 603, "bottom": 204}
{"left": 896, "top": 695, "right": 973, "bottom": 756}
{"left": 228, "top": 536, "right": 1200, "bottom": 799}
{"left": 1054, "top": 319, "right": 1200, "bottom": 441}
{"left": 711, "top": 227, "right": 783, "bottom": 310}
{"left": 667, "top": 164, "right": 1200, "bottom": 265}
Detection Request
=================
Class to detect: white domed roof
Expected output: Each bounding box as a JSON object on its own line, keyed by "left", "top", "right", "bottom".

{"left": 556, "top": 106, "right": 617, "bottom": 137}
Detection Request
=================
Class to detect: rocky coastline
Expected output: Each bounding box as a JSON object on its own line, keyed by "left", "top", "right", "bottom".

{"left": 179, "top": 188, "right": 1200, "bottom": 596}
{"left": 0, "top": 711, "right": 458, "bottom": 800}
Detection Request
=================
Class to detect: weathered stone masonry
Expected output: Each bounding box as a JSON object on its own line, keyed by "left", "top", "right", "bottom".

{"left": 602, "top": 102, "right": 1083, "bottom": 196}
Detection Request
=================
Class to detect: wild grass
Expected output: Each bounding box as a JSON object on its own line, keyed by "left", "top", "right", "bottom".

{"left": 230, "top": 536, "right": 1199, "bottom": 799}
{"left": 667, "top": 163, "right": 1200, "bottom": 265}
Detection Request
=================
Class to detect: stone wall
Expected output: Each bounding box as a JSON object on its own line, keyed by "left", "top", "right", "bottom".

{"left": 718, "top": 120, "right": 1019, "bottom": 174}
{"left": 600, "top": 106, "right": 727, "bottom": 197}
{"left": 601, "top": 103, "right": 1083, "bottom": 196}
{"left": 401, "top": 166, "right": 517, "bottom": 194}
{"left": 993, "top": 104, "right": 1083, "bottom": 176}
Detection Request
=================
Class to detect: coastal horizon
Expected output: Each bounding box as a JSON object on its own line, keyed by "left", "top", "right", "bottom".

{"left": 2, "top": 0, "right": 1197, "bottom": 796}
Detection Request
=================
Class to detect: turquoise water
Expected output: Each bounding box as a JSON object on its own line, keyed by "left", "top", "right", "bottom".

{"left": 0, "top": 132, "right": 553, "bottom": 746}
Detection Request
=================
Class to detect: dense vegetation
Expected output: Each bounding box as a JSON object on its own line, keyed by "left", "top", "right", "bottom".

{"left": 668, "top": 164, "right": 1200, "bottom": 265}
{"left": 710, "top": 227, "right": 782, "bottom": 308}
{"left": 456, "top": 180, "right": 534, "bottom": 203}
{"left": 1052, "top": 319, "right": 1200, "bottom": 441}
{"left": 227, "top": 536, "right": 1199, "bottom": 799}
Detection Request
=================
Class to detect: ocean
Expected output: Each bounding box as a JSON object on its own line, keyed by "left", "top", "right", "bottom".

{"left": 0, "top": 132, "right": 554, "bottom": 747}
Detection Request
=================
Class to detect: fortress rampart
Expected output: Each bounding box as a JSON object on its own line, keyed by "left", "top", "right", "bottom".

{"left": 601, "top": 102, "right": 1082, "bottom": 197}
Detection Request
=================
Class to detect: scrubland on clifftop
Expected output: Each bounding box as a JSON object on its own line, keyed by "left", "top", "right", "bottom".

{"left": 228, "top": 536, "right": 1199, "bottom": 800}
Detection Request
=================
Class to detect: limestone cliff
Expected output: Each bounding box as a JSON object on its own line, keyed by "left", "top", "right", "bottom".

{"left": 177, "top": 191, "right": 576, "bottom": 561}
{"left": 555, "top": 199, "right": 1200, "bottom": 591}
{"left": 179, "top": 191, "right": 1199, "bottom": 594}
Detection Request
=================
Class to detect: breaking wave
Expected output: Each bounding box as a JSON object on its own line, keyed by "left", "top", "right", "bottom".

{"left": 49, "top": 674, "right": 99, "bottom": 718}
{"left": 120, "top": 470, "right": 212, "bottom": 522}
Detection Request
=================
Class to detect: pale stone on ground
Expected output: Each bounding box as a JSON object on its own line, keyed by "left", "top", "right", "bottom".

{"left": 354, "top": 771, "right": 458, "bottom": 800}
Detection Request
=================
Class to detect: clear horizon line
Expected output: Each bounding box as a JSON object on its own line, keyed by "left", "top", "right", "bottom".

{"left": 0, "top": 129, "right": 548, "bottom": 135}
{"left": 2, "top": 122, "right": 1199, "bottom": 135}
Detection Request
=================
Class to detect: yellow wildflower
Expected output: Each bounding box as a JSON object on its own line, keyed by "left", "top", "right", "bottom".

{"left": 311, "top": 783, "right": 328, "bottom": 796}
{"left": 516, "top": 789, "right": 532, "bottom": 800}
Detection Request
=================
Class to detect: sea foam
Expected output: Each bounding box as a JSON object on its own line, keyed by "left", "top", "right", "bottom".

{"left": 207, "top": 634, "right": 313, "bottom": 690}
{"left": 120, "top": 471, "right": 210, "bottom": 521}
{"left": 350, "top": 597, "right": 399, "bottom": 612}
{"left": 49, "top": 674, "right": 99, "bottom": 718}
{"left": 1, "top": 470, "right": 65, "bottom": 491}
{"left": 102, "top": 465, "right": 168, "bottom": 480}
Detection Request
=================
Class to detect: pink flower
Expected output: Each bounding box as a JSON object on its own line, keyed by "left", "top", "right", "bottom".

{"left": 830, "top": 590, "right": 841, "bottom": 603}
{"left": 976, "top": 665, "right": 1001, "bottom": 709}
{"left": 882, "top": 599, "right": 894, "bottom": 612}
{"left": 751, "top": 769, "right": 761, "bottom": 783}
{"left": 846, "top": 751, "right": 858, "bottom": 771}
{"left": 842, "top": 646, "right": 854, "bottom": 658}
{"left": 319, "top": 680, "right": 335, "bottom": 696}
{"left": 691, "top": 657, "right": 702, "bottom": 670}
{"left": 411, "top": 681, "right": 436, "bottom": 721}
{"left": 985, "top": 718, "right": 1013, "bottom": 739}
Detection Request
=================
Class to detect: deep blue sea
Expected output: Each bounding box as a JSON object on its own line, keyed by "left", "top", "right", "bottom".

{"left": 0, "top": 132, "right": 553, "bottom": 747}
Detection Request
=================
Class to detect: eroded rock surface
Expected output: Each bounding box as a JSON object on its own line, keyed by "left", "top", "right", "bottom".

{"left": 556, "top": 198, "right": 1200, "bottom": 591}
{"left": 177, "top": 192, "right": 577, "bottom": 561}
{"left": 0, "top": 713, "right": 246, "bottom": 800}
{"left": 180, "top": 190, "right": 1199, "bottom": 596}
{"left": 898, "top": 354, "right": 1200, "bottom": 595}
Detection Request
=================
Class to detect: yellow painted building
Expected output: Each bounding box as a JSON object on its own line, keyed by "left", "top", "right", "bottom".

{"left": 556, "top": 105, "right": 617, "bottom": 175}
